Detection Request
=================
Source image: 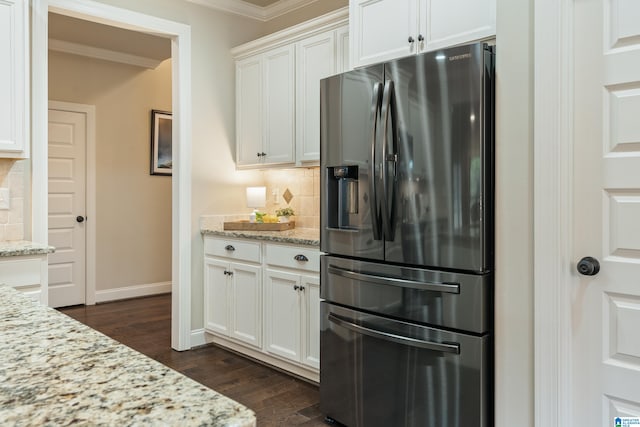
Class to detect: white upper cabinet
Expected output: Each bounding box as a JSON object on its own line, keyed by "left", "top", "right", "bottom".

{"left": 0, "top": 0, "right": 29, "bottom": 158}
{"left": 263, "top": 45, "right": 295, "bottom": 166}
{"left": 350, "top": 0, "right": 418, "bottom": 67}
{"left": 236, "top": 56, "right": 263, "bottom": 167}
{"left": 296, "top": 30, "right": 336, "bottom": 163}
{"left": 236, "top": 46, "right": 295, "bottom": 168}
{"left": 350, "top": 0, "right": 496, "bottom": 68}
{"left": 232, "top": 7, "right": 349, "bottom": 168}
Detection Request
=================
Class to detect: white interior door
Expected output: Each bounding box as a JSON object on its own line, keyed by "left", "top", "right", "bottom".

{"left": 48, "top": 109, "right": 86, "bottom": 308}
{"left": 572, "top": 0, "right": 640, "bottom": 424}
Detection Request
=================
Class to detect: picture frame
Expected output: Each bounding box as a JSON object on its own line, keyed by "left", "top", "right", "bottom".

{"left": 150, "top": 109, "right": 172, "bottom": 176}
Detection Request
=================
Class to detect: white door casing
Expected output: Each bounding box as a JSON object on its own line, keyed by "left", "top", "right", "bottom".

{"left": 47, "top": 108, "right": 86, "bottom": 308}
{"left": 534, "top": 0, "right": 640, "bottom": 425}
{"left": 32, "top": 0, "right": 192, "bottom": 350}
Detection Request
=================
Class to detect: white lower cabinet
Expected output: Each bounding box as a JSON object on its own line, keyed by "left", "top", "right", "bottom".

{"left": 264, "top": 269, "right": 320, "bottom": 369}
{"left": 204, "top": 257, "right": 261, "bottom": 348}
{"left": 0, "top": 255, "right": 48, "bottom": 303}
{"left": 203, "top": 236, "right": 320, "bottom": 381}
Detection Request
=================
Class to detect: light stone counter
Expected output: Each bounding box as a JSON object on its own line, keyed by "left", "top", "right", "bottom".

{"left": 0, "top": 284, "right": 256, "bottom": 427}
{"left": 0, "top": 240, "right": 55, "bottom": 257}
{"left": 200, "top": 216, "right": 319, "bottom": 247}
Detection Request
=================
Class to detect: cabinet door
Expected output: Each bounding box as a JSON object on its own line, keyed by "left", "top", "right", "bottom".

{"left": 296, "top": 30, "right": 336, "bottom": 163}
{"left": 422, "top": 0, "right": 496, "bottom": 52}
{"left": 263, "top": 45, "right": 295, "bottom": 165}
{"left": 336, "top": 25, "right": 351, "bottom": 74}
{"left": 350, "top": 0, "right": 418, "bottom": 68}
{"left": 264, "top": 269, "right": 301, "bottom": 362}
{"left": 204, "top": 258, "right": 230, "bottom": 336}
{"left": 229, "top": 261, "right": 262, "bottom": 348}
{"left": 301, "top": 274, "right": 320, "bottom": 369}
{"left": 0, "top": 0, "right": 28, "bottom": 157}
{"left": 236, "top": 56, "right": 263, "bottom": 167}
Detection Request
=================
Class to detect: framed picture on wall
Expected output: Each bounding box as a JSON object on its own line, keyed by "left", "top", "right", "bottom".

{"left": 150, "top": 109, "right": 172, "bottom": 176}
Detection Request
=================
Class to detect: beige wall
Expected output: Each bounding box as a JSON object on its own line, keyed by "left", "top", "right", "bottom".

{"left": 494, "top": 0, "right": 534, "bottom": 425}
{"left": 49, "top": 52, "right": 173, "bottom": 291}
{"left": 0, "top": 159, "right": 26, "bottom": 241}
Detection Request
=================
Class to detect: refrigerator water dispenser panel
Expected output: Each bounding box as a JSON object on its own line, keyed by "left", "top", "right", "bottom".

{"left": 327, "top": 166, "right": 359, "bottom": 230}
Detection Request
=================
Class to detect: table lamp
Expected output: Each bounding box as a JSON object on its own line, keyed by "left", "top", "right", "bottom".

{"left": 246, "top": 186, "right": 266, "bottom": 223}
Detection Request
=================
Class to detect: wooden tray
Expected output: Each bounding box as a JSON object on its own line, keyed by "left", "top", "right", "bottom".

{"left": 223, "top": 220, "right": 295, "bottom": 231}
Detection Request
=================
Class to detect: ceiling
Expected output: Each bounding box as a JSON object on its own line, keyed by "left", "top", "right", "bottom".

{"left": 242, "top": 0, "right": 280, "bottom": 6}
{"left": 48, "top": 12, "right": 172, "bottom": 65}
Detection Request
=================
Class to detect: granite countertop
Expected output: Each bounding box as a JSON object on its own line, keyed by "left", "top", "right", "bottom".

{"left": 201, "top": 227, "right": 320, "bottom": 247}
{"left": 0, "top": 284, "right": 255, "bottom": 427}
{"left": 0, "top": 240, "right": 55, "bottom": 257}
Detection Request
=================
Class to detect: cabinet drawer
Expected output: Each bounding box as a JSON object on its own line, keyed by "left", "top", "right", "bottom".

{"left": 204, "top": 237, "right": 261, "bottom": 263}
{"left": 0, "top": 258, "right": 42, "bottom": 287}
{"left": 265, "top": 244, "right": 319, "bottom": 272}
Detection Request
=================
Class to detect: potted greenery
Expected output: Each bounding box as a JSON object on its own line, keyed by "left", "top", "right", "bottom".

{"left": 275, "top": 207, "right": 295, "bottom": 223}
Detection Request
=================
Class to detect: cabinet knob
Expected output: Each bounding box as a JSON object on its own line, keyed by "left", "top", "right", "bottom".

{"left": 256, "top": 152, "right": 262, "bottom": 157}
{"left": 293, "top": 285, "right": 300, "bottom": 291}
{"left": 418, "top": 34, "right": 424, "bottom": 42}
{"left": 225, "top": 245, "right": 235, "bottom": 251}
{"left": 408, "top": 36, "right": 415, "bottom": 43}
{"left": 299, "top": 286, "right": 305, "bottom": 292}
{"left": 261, "top": 152, "right": 267, "bottom": 157}
{"left": 294, "top": 254, "right": 309, "bottom": 262}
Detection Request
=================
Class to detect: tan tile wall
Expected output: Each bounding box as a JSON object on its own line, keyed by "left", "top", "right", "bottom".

{"left": 0, "top": 159, "right": 25, "bottom": 241}
{"left": 263, "top": 167, "right": 320, "bottom": 229}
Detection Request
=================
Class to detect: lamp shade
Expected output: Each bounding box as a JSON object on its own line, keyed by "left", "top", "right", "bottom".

{"left": 246, "top": 186, "right": 266, "bottom": 209}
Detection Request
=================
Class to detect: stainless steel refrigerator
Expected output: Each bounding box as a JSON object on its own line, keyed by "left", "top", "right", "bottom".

{"left": 319, "top": 42, "right": 494, "bottom": 427}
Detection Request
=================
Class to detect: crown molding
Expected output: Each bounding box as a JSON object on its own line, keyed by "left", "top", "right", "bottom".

{"left": 231, "top": 6, "right": 348, "bottom": 58}
{"left": 185, "top": 0, "right": 321, "bottom": 22}
{"left": 49, "top": 38, "right": 164, "bottom": 69}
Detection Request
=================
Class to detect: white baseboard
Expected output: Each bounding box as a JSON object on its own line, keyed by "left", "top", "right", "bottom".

{"left": 94, "top": 281, "right": 172, "bottom": 303}
{"left": 190, "top": 328, "right": 210, "bottom": 348}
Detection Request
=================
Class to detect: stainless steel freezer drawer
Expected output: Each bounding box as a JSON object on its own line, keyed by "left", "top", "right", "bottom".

{"left": 320, "top": 302, "right": 491, "bottom": 427}
{"left": 321, "top": 255, "right": 492, "bottom": 334}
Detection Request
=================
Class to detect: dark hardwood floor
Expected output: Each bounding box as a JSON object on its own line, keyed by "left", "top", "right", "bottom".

{"left": 59, "top": 294, "right": 327, "bottom": 426}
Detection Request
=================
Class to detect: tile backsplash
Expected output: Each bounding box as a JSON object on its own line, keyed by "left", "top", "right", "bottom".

{"left": 263, "top": 167, "right": 319, "bottom": 229}
{"left": 0, "top": 159, "right": 25, "bottom": 241}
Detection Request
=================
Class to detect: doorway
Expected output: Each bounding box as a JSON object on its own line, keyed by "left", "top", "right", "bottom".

{"left": 32, "top": 0, "right": 192, "bottom": 351}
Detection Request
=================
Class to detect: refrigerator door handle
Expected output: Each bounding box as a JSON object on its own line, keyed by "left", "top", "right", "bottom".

{"left": 328, "top": 313, "right": 460, "bottom": 354}
{"left": 327, "top": 265, "right": 460, "bottom": 294}
{"left": 380, "top": 79, "right": 398, "bottom": 241}
{"left": 369, "top": 82, "right": 384, "bottom": 241}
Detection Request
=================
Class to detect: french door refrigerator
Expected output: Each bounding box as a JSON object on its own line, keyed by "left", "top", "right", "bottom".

{"left": 319, "top": 42, "right": 495, "bottom": 427}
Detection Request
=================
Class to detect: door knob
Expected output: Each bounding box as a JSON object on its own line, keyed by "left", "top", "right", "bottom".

{"left": 76, "top": 216, "right": 85, "bottom": 223}
{"left": 577, "top": 256, "right": 600, "bottom": 276}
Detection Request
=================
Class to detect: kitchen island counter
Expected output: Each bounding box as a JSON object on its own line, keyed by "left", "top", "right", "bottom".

{"left": 0, "top": 284, "right": 255, "bottom": 427}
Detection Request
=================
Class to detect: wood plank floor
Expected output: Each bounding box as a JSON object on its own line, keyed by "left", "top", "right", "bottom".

{"left": 59, "top": 294, "right": 327, "bottom": 426}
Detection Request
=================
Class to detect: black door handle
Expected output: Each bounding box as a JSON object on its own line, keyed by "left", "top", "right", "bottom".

{"left": 76, "top": 216, "right": 85, "bottom": 223}
{"left": 577, "top": 256, "right": 600, "bottom": 276}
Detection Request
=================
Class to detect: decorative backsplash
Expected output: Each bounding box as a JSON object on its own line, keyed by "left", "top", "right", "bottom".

{"left": 0, "top": 159, "right": 25, "bottom": 241}
{"left": 263, "top": 167, "right": 320, "bottom": 229}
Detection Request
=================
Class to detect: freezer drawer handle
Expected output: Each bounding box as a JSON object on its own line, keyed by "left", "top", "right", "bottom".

{"left": 328, "top": 313, "right": 460, "bottom": 354}
{"left": 327, "top": 265, "right": 460, "bottom": 294}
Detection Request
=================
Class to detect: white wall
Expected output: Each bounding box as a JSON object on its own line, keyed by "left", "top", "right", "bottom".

{"left": 495, "top": 0, "right": 534, "bottom": 425}
{"left": 49, "top": 52, "right": 173, "bottom": 292}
